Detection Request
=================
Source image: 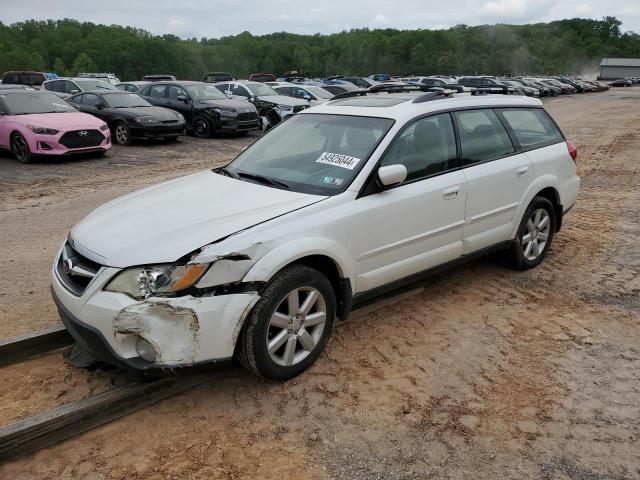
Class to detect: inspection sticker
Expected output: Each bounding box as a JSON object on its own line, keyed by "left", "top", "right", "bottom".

{"left": 320, "top": 176, "right": 344, "bottom": 186}
{"left": 315, "top": 152, "right": 361, "bottom": 170}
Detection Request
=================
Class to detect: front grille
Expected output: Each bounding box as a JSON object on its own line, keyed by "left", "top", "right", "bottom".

{"left": 161, "top": 119, "right": 178, "bottom": 124}
{"left": 59, "top": 130, "right": 104, "bottom": 149}
{"left": 56, "top": 242, "right": 102, "bottom": 295}
{"left": 293, "top": 105, "right": 308, "bottom": 113}
{"left": 237, "top": 112, "right": 258, "bottom": 122}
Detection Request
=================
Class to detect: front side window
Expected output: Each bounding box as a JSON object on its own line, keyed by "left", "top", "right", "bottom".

{"left": 455, "top": 109, "right": 514, "bottom": 165}
{"left": 223, "top": 114, "right": 394, "bottom": 195}
{"left": 168, "top": 85, "right": 188, "bottom": 99}
{"left": 498, "top": 108, "right": 562, "bottom": 148}
{"left": 82, "top": 93, "right": 101, "bottom": 107}
{"left": 230, "top": 84, "right": 251, "bottom": 97}
{"left": 381, "top": 113, "right": 457, "bottom": 183}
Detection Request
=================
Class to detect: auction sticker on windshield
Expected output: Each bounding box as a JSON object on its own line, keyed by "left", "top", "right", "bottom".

{"left": 315, "top": 152, "right": 361, "bottom": 170}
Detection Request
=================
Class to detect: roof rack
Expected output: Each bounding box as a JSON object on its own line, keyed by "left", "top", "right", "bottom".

{"left": 331, "top": 83, "right": 457, "bottom": 101}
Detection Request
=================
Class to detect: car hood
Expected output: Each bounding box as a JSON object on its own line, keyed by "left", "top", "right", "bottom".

{"left": 9, "top": 111, "right": 105, "bottom": 129}
{"left": 70, "top": 171, "right": 326, "bottom": 268}
{"left": 110, "top": 106, "right": 181, "bottom": 120}
{"left": 258, "top": 95, "right": 308, "bottom": 107}
{"left": 199, "top": 98, "right": 256, "bottom": 112}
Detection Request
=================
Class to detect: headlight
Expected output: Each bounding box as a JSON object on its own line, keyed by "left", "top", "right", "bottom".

{"left": 135, "top": 116, "right": 158, "bottom": 124}
{"left": 99, "top": 123, "right": 109, "bottom": 131}
{"left": 176, "top": 113, "right": 185, "bottom": 122}
{"left": 276, "top": 104, "right": 293, "bottom": 111}
{"left": 27, "top": 125, "right": 58, "bottom": 135}
{"left": 105, "top": 263, "right": 209, "bottom": 300}
{"left": 216, "top": 108, "right": 236, "bottom": 114}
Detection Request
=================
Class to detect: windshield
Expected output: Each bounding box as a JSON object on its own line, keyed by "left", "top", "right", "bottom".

{"left": 306, "top": 87, "right": 333, "bottom": 99}
{"left": 186, "top": 84, "right": 227, "bottom": 100}
{"left": 104, "top": 93, "right": 151, "bottom": 108}
{"left": 1, "top": 92, "right": 76, "bottom": 115}
{"left": 246, "top": 83, "right": 279, "bottom": 96}
{"left": 75, "top": 79, "right": 116, "bottom": 90}
{"left": 224, "top": 114, "right": 394, "bottom": 195}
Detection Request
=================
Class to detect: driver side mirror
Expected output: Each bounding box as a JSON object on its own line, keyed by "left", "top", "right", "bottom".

{"left": 302, "top": 93, "right": 312, "bottom": 101}
{"left": 377, "top": 164, "right": 407, "bottom": 187}
{"left": 70, "top": 89, "right": 80, "bottom": 94}
{"left": 95, "top": 102, "right": 103, "bottom": 110}
{"left": 176, "top": 94, "right": 189, "bottom": 103}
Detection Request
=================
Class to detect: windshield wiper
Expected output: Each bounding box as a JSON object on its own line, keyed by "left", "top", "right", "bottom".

{"left": 237, "top": 171, "right": 290, "bottom": 190}
{"left": 215, "top": 166, "right": 240, "bottom": 179}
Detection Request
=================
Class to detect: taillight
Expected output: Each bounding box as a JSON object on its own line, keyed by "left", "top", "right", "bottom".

{"left": 566, "top": 140, "right": 577, "bottom": 162}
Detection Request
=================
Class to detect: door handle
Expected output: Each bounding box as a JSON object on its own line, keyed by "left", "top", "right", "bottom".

{"left": 442, "top": 185, "right": 460, "bottom": 199}
{"left": 516, "top": 166, "right": 529, "bottom": 177}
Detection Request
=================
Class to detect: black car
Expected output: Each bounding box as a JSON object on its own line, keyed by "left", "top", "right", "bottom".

{"left": 67, "top": 90, "right": 186, "bottom": 145}
{"left": 457, "top": 77, "right": 513, "bottom": 94}
{"left": 142, "top": 74, "right": 177, "bottom": 82}
{"left": 138, "top": 81, "right": 259, "bottom": 137}
{"left": 203, "top": 72, "right": 234, "bottom": 83}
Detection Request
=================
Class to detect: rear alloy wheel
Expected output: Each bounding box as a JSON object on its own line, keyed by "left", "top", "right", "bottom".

{"left": 113, "top": 122, "right": 132, "bottom": 146}
{"left": 508, "top": 196, "right": 556, "bottom": 270}
{"left": 11, "top": 133, "right": 33, "bottom": 163}
{"left": 192, "top": 116, "right": 212, "bottom": 138}
{"left": 237, "top": 265, "right": 335, "bottom": 380}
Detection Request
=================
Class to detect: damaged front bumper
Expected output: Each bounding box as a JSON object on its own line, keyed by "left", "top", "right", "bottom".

{"left": 51, "top": 266, "right": 259, "bottom": 371}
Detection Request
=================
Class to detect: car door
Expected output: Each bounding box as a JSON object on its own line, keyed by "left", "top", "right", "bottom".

{"left": 454, "top": 108, "right": 534, "bottom": 254}
{"left": 79, "top": 93, "right": 109, "bottom": 122}
{"left": 0, "top": 98, "right": 9, "bottom": 149}
{"left": 166, "top": 85, "right": 192, "bottom": 118}
{"left": 350, "top": 113, "right": 467, "bottom": 292}
{"left": 144, "top": 84, "right": 169, "bottom": 107}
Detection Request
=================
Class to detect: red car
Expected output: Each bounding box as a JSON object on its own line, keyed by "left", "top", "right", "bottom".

{"left": 249, "top": 73, "right": 276, "bottom": 83}
{"left": 0, "top": 89, "right": 111, "bottom": 163}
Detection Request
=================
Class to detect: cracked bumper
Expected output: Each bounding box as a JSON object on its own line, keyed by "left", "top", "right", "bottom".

{"left": 51, "top": 266, "right": 259, "bottom": 370}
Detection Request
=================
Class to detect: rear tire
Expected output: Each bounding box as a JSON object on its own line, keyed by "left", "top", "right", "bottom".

{"left": 237, "top": 265, "right": 335, "bottom": 380}
{"left": 11, "top": 133, "right": 33, "bottom": 163}
{"left": 507, "top": 196, "right": 556, "bottom": 270}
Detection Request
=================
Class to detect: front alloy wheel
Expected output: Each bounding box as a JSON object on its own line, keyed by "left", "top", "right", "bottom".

{"left": 11, "top": 133, "right": 32, "bottom": 163}
{"left": 267, "top": 287, "right": 327, "bottom": 367}
{"left": 114, "top": 122, "right": 132, "bottom": 146}
{"left": 237, "top": 265, "right": 335, "bottom": 380}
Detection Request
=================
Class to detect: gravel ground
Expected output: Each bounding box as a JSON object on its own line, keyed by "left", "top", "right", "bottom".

{"left": 0, "top": 89, "right": 639, "bottom": 479}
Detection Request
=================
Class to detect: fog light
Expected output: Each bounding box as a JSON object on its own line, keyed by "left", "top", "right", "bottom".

{"left": 135, "top": 337, "right": 157, "bottom": 363}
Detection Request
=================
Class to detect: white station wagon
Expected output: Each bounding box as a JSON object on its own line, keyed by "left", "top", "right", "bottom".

{"left": 52, "top": 91, "right": 580, "bottom": 379}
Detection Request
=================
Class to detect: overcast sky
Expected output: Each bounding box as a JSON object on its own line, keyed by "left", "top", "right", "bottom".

{"left": 2, "top": 0, "right": 639, "bottom": 38}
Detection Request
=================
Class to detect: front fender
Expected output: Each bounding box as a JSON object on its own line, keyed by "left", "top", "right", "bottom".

{"left": 242, "top": 237, "right": 355, "bottom": 287}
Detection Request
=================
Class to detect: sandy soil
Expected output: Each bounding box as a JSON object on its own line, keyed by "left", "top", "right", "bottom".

{"left": 1, "top": 90, "right": 639, "bottom": 479}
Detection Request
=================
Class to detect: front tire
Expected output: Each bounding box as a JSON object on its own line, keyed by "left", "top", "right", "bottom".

{"left": 11, "top": 133, "right": 33, "bottom": 163}
{"left": 508, "top": 196, "right": 556, "bottom": 270}
{"left": 192, "top": 116, "right": 212, "bottom": 138}
{"left": 237, "top": 265, "right": 335, "bottom": 380}
{"left": 113, "top": 122, "right": 132, "bottom": 146}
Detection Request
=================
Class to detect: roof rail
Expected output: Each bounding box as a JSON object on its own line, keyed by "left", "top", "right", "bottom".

{"left": 412, "top": 91, "right": 452, "bottom": 103}
{"left": 331, "top": 83, "right": 456, "bottom": 101}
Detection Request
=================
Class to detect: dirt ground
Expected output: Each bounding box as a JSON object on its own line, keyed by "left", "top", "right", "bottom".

{"left": 1, "top": 89, "right": 639, "bottom": 479}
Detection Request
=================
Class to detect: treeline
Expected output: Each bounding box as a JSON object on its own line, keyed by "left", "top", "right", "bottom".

{"left": 0, "top": 17, "right": 638, "bottom": 81}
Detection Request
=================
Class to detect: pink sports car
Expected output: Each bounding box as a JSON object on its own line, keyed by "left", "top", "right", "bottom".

{"left": 0, "top": 89, "right": 111, "bottom": 163}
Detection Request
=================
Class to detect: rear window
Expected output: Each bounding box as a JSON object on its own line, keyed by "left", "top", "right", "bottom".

{"left": 499, "top": 108, "right": 562, "bottom": 148}
{"left": 454, "top": 109, "right": 515, "bottom": 165}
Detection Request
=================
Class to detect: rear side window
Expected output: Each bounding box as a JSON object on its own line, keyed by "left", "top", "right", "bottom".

{"left": 454, "top": 109, "right": 514, "bottom": 165}
{"left": 3, "top": 73, "right": 19, "bottom": 84}
{"left": 498, "top": 108, "right": 562, "bottom": 148}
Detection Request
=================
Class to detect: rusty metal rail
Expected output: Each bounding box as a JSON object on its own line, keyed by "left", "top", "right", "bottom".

{"left": 0, "top": 286, "right": 425, "bottom": 462}
{"left": 0, "top": 325, "right": 73, "bottom": 368}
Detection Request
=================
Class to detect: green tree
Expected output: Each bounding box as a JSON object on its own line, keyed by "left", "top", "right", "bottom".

{"left": 71, "top": 52, "right": 97, "bottom": 74}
